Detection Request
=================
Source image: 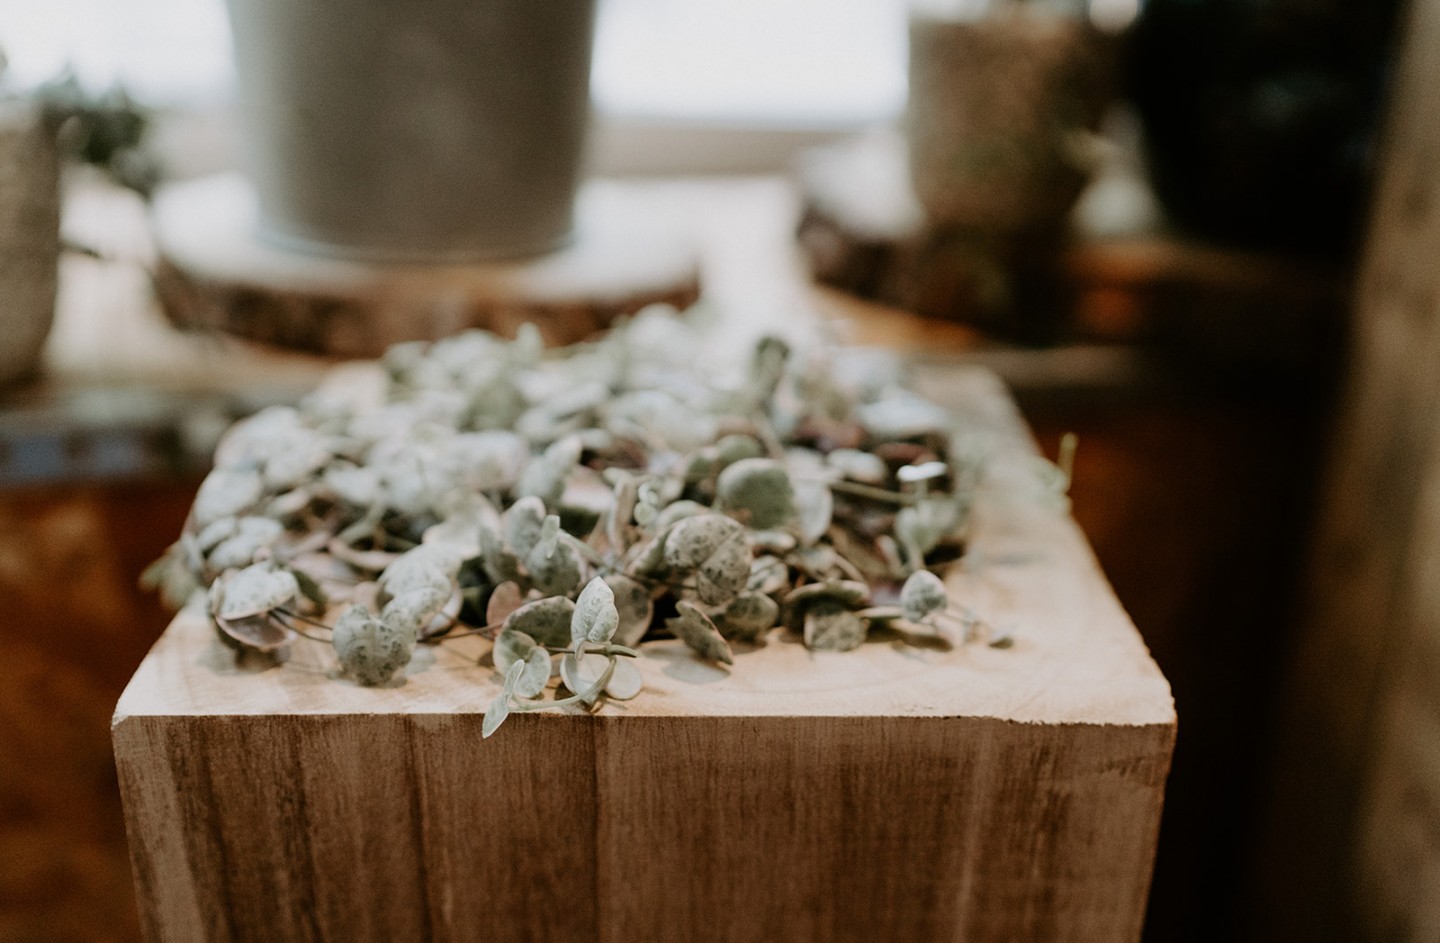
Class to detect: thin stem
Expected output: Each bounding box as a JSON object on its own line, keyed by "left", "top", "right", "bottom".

{"left": 275, "top": 607, "right": 333, "bottom": 631}
{"left": 419, "top": 612, "right": 464, "bottom": 641}
{"left": 567, "top": 536, "right": 608, "bottom": 567}
{"left": 273, "top": 611, "right": 333, "bottom": 645}
{"left": 511, "top": 655, "right": 616, "bottom": 711}
{"left": 1057, "top": 432, "right": 1078, "bottom": 492}
{"left": 543, "top": 642, "right": 640, "bottom": 659}
{"left": 751, "top": 410, "right": 786, "bottom": 460}
{"left": 437, "top": 621, "right": 501, "bottom": 640}
{"left": 816, "top": 478, "right": 917, "bottom": 506}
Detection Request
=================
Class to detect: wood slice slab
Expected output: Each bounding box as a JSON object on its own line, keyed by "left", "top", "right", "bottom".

{"left": 113, "top": 366, "right": 1174, "bottom": 943}
{"left": 796, "top": 132, "right": 1074, "bottom": 342}
{"left": 796, "top": 132, "right": 1345, "bottom": 360}
{"left": 151, "top": 174, "right": 702, "bottom": 357}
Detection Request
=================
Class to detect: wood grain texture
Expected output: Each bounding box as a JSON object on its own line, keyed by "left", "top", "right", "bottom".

{"left": 113, "top": 367, "right": 1173, "bottom": 942}
{"left": 150, "top": 175, "right": 702, "bottom": 357}
{"left": 594, "top": 716, "right": 1171, "bottom": 943}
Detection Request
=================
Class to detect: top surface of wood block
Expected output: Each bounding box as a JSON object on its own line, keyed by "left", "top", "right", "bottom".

{"left": 115, "top": 367, "right": 1172, "bottom": 729}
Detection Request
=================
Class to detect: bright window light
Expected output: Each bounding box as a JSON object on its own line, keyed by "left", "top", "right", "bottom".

{"left": 592, "top": 0, "right": 907, "bottom": 125}
{"left": 0, "top": 0, "right": 907, "bottom": 126}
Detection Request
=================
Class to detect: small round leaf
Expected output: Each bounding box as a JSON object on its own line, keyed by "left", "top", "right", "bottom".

{"left": 803, "top": 603, "right": 868, "bottom": 653}
{"left": 216, "top": 564, "right": 299, "bottom": 621}
{"left": 333, "top": 603, "right": 417, "bottom": 686}
{"left": 493, "top": 628, "right": 539, "bottom": 676}
{"left": 503, "top": 595, "right": 576, "bottom": 648}
{"left": 719, "top": 592, "right": 780, "bottom": 642}
{"left": 605, "top": 574, "right": 655, "bottom": 648}
{"left": 560, "top": 652, "right": 614, "bottom": 706}
{"left": 517, "top": 647, "right": 552, "bottom": 699}
{"left": 572, "top": 577, "right": 620, "bottom": 644}
{"left": 605, "top": 658, "right": 644, "bottom": 701}
{"left": 901, "top": 569, "right": 949, "bottom": 624}
{"left": 666, "top": 601, "right": 734, "bottom": 665}
{"left": 715, "top": 458, "right": 796, "bottom": 530}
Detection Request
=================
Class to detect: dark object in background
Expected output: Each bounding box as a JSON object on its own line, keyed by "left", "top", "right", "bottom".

{"left": 1128, "top": 0, "right": 1402, "bottom": 256}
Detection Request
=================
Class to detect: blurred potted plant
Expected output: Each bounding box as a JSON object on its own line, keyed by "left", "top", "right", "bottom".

{"left": 906, "top": 0, "right": 1116, "bottom": 235}
{"left": 35, "top": 74, "right": 158, "bottom": 198}
{"left": 224, "top": 0, "right": 598, "bottom": 261}
{"left": 0, "top": 72, "right": 155, "bottom": 388}
{"left": 0, "top": 64, "right": 157, "bottom": 388}
{"left": 0, "top": 89, "right": 59, "bottom": 387}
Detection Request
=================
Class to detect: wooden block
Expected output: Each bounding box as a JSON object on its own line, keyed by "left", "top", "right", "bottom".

{"left": 113, "top": 367, "right": 1174, "bottom": 943}
{"left": 150, "top": 174, "right": 703, "bottom": 357}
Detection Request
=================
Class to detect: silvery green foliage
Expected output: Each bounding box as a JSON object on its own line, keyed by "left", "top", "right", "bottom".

{"left": 381, "top": 586, "right": 451, "bottom": 639}
{"left": 205, "top": 516, "right": 284, "bottom": 572}
{"left": 517, "top": 436, "right": 582, "bottom": 508}
{"left": 746, "top": 556, "right": 790, "bottom": 596}
{"left": 604, "top": 574, "right": 654, "bottom": 648}
{"left": 855, "top": 392, "right": 951, "bottom": 440}
{"left": 803, "top": 603, "right": 868, "bottom": 653}
{"left": 207, "top": 562, "right": 301, "bottom": 652}
{"left": 493, "top": 627, "right": 538, "bottom": 676}
{"left": 826, "top": 448, "right": 887, "bottom": 484}
{"left": 792, "top": 480, "right": 834, "bottom": 545}
{"left": 493, "top": 628, "right": 552, "bottom": 698}
{"left": 192, "top": 468, "right": 263, "bottom": 528}
{"left": 714, "top": 433, "right": 765, "bottom": 468}
{"left": 560, "top": 651, "right": 614, "bottom": 706}
{"left": 572, "top": 577, "right": 620, "bottom": 645}
{"left": 504, "top": 497, "right": 548, "bottom": 558}
{"left": 503, "top": 596, "right": 576, "bottom": 648}
{"left": 716, "top": 459, "right": 796, "bottom": 530}
{"left": 895, "top": 496, "right": 965, "bottom": 565}
{"left": 901, "top": 570, "right": 949, "bottom": 624}
{"left": 603, "top": 658, "right": 644, "bottom": 700}
{"left": 718, "top": 592, "right": 780, "bottom": 642}
{"left": 215, "top": 563, "right": 299, "bottom": 621}
{"left": 483, "top": 662, "right": 525, "bottom": 738}
{"left": 666, "top": 601, "right": 734, "bottom": 665}
{"left": 524, "top": 519, "right": 583, "bottom": 597}
{"left": 332, "top": 604, "right": 417, "bottom": 686}
{"left": 381, "top": 544, "right": 458, "bottom": 601}
{"left": 782, "top": 580, "right": 871, "bottom": 635}
{"left": 653, "top": 499, "right": 707, "bottom": 532}
{"left": 152, "top": 309, "right": 1007, "bottom": 734}
{"left": 664, "top": 514, "right": 750, "bottom": 606}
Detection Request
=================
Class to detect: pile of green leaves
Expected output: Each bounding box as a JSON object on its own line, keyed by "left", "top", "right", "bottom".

{"left": 146, "top": 308, "right": 1017, "bottom": 736}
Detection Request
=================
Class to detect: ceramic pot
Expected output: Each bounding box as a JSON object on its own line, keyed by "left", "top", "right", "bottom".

{"left": 0, "top": 102, "right": 59, "bottom": 387}
{"left": 225, "top": 0, "right": 597, "bottom": 261}
{"left": 906, "top": 6, "right": 1113, "bottom": 234}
